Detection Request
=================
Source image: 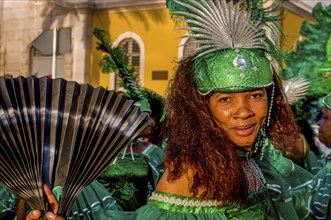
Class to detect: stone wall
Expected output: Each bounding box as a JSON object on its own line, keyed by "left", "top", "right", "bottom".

{"left": 0, "top": 0, "right": 92, "bottom": 83}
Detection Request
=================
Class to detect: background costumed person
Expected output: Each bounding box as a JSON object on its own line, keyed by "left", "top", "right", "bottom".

{"left": 135, "top": 0, "right": 331, "bottom": 219}
{"left": 97, "top": 88, "right": 167, "bottom": 216}
{"left": 317, "top": 92, "right": 331, "bottom": 150}
{"left": 93, "top": 27, "right": 167, "bottom": 217}
{"left": 280, "top": 3, "right": 331, "bottom": 174}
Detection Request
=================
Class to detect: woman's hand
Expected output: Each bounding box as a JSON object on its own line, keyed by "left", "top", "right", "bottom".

{"left": 25, "top": 185, "right": 65, "bottom": 220}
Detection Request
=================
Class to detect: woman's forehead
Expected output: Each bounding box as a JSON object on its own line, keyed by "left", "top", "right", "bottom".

{"left": 212, "top": 88, "right": 267, "bottom": 96}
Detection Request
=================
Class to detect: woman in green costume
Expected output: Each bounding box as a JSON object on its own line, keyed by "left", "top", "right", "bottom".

{"left": 135, "top": 0, "right": 331, "bottom": 219}
{"left": 25, "top": 0, "right": 331, "bottom": 219}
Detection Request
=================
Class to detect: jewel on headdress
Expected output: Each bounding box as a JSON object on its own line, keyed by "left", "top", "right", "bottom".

{"left": 253, "top": 66, "right": 258, "bottom": 72}
{"left": 240, "top": 73, "right": 246, "bottom": 78}
{"left": 233, "top": 55, "right": 250, "bottom": 70}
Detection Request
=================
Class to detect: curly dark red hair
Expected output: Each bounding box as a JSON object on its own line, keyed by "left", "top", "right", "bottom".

{"left": 163, "top": 56, "right": 300, "bottom": 205}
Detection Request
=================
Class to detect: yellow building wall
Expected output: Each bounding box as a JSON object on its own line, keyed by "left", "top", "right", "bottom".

{"left": 90, "top": 6, "right": 312, "bottom": 96}
{"left": 90, "top": 7, "right": 185, "bottom": 97}
{"left": 281, "top": 8, "right": 312, "bottom": 52}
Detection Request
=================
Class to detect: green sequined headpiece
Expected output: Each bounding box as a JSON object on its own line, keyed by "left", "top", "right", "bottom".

{"left": 166, "top": 0, "right": 282, "bottom": 94}
{"left": 323, "top": 92, "right": 331, "bottom": 110}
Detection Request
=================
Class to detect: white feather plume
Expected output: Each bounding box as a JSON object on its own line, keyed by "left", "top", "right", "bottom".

{"left": 283, "top": 77, "right": 310, "bottom": 105}
{"left": 172, "top": 0, "right": 269, "bottom": 58}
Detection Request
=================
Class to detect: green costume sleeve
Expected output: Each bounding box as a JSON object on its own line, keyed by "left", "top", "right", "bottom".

{"left": 53, "top": 180, "right": 125, "bottom": 220}
{"left": 0, "top": 183, "right": 17, "bottom": 220}
{"left": 256, "top": 139, "right": 331, "bottom": 220}
{"left": 141, "top": 144, "right": 165, "bottom": 188}
{"left": 303, "top": 151, "right": 327, "bottom": 175}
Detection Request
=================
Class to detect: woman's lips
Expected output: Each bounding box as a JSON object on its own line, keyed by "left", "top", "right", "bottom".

{"left": 231, "top": 124, "right": 256, "bottom": 136}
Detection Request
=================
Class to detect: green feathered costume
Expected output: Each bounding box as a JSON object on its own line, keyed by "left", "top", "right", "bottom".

{"left": 135, "top": 0, "right": 331, "bottom": 219}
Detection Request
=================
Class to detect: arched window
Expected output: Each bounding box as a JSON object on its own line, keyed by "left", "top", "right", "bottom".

{"left": 111, "top": 32, "right": 144, "bottom": 90}
{"left": 115, "top": 38, "right": 141, "bottom": 89}
{"left": 178, "top": 37, "right": 198, "bottom": 61}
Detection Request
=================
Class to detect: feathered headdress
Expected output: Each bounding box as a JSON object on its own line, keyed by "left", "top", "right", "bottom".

{"left": 282, "top": 77, "right": 309, "bottom": 105}
{"left": 166, "top": 0, "right": 283, "bottom": 94}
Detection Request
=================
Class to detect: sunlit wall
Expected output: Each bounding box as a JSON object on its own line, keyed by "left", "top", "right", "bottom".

{"left": 91, "top": 6, "right": 185, "bottom": 96}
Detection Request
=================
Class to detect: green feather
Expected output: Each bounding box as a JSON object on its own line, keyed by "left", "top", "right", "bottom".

{"left": 93, "top": 27, "right": 151, "bottom": 114}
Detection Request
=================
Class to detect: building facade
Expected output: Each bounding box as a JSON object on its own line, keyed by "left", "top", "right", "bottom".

{"left": 0, "top": 0, "right": 327, "bottom": 96}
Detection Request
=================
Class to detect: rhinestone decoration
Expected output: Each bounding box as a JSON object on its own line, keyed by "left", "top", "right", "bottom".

{"left": 149, "top": 192, "right": 224, "bottom": 207}
{"left": 240, "top": 73, "right": 246, "bottom": 78}
{"left": 233, "top": 55, "right": 250, "bottom": 70}
{"left": 253, "top": 66, "right": 258, "bottom": 72}
{"left": 198, "top": 71, "right": 203, "bottom": 80}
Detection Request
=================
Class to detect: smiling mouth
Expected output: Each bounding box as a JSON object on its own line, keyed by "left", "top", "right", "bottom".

{"left": 232, "top": 125, "right": 256, "bottom": 136}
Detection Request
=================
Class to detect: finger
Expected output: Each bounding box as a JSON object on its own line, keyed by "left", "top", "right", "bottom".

{"left": 42, "top": 184, "right": 59, "bottom": 214}
{"left": 25, "top": 210, "right": 42, "bottom": 220}
{"left": 46, "top": 211, "right": 66, "bottom": 220}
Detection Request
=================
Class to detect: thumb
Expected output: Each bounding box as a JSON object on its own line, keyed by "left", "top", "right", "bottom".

{"left": 46, "top": 211, "right": 65, "bottom": 220}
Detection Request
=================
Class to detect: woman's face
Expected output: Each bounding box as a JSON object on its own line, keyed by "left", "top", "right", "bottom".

{"left": 317, "top": 106, "right": 331, "bottom": 148}
{"left": 209, "top": 89, "right": 268, "bottom": 151}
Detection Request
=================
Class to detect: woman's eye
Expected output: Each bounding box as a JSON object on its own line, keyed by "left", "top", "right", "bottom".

{"left": 219, "top": 97, "right": 231, "bottom": 103}
{"left": 251, "top": 93, "right": 263, "bottom": 99}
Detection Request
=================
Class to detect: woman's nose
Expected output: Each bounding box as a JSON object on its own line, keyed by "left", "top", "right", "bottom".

{"left": 234, "top": 101, "right": 254, "bottom": 119}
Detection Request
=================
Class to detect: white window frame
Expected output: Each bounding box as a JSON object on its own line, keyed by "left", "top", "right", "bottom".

{"left": 109, "top": 32, "right": 145, "bottom": 90}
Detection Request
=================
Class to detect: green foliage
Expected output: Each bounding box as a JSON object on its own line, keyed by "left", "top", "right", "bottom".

{"left": 93, "top": 27, "right": 151, "bottom": 113}
{"left": 280, "top": 3, "right": 331, "bottom": 123}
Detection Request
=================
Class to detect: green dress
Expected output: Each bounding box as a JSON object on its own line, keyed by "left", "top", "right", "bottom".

{"left": 136, "top": 138, "right": 331, "bottom": 220}
{"left": 137, "top": 187, "right": 278, "bottom": 220}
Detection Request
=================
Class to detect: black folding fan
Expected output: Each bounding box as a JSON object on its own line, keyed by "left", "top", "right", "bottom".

{"left": 0, "top": 75, "right": 150, "bottom": 218}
